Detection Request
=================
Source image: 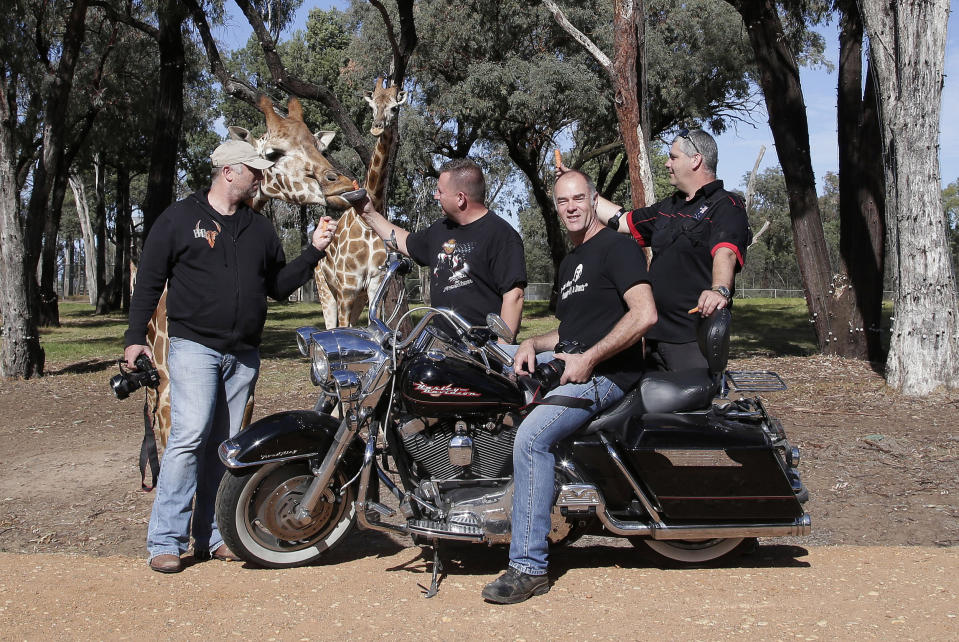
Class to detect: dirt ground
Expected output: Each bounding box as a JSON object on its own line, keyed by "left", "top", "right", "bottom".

{"left": 0, "top": 354, "right": 957, "bottom": 638}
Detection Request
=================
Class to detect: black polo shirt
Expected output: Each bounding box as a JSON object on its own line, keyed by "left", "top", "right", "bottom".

{"left": 626, "top": 180, "right": 751, "bottom": 343}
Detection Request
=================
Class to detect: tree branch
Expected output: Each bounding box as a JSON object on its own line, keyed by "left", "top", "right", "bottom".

{"left": 541, "top": 0, "right": 612, "bottom": 75}
{"left": 233, "top": 0, "right": 371, "bottom": 164}
{"left": 368, "top": 0, "right": 401, "bottom": 73}
{"left": 573, "top": 140, "right": 624, "bottom": 167}
{"left": 181, "top": 0, "right": 260, "bottom": 107}
{"left": 87, "top": 0, "right": 158, "bottom": 39}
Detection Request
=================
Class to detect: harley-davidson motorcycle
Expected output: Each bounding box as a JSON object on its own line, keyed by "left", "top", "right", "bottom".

{"left": 215, "top": 253, "right": 810, "bottom": 592}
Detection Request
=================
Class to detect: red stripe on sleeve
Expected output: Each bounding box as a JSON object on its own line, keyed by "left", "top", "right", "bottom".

{"left": 712, "top": 242, "right": 744, "bottom": 266}
{"left": 626, "top": 211, "right": 648, "bottom": 247}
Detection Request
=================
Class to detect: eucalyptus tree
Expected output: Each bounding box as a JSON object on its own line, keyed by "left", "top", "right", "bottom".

{"left": 1, "top": 0, "right": 89, "bottom": 378}
{"left": 860, "top": 0, "right": 957, "bottom": 395}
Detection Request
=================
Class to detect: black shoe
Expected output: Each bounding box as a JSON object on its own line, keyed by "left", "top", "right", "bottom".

{"left": 482, "top": 568, "right": 550, "bottom": 604}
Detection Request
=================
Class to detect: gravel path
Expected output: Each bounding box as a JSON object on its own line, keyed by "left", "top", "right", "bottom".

{"left": 1, "top": 546, "right": 956, "bottom": 640}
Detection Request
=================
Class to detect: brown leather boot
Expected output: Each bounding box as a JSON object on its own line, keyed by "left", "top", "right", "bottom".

{"left": 148, "top": 554, "right": 183, "bottom": 573}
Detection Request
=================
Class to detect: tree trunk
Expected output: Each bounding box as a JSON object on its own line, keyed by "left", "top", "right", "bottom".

{"left": 835, "top": 0, "right": 886, "bottom": 362}
{"left": 612, "top": 0, "right": 647, "bottom": 208}
{"left": 116, "top": 164, "right": 131, "bottom": 312}
{"left": 141, "top": 0, "right": 187, "bottom": 241}
{"left": 69, "top": 174, "right": 98, "bottom": 306}
{"left": 94, "top": 156, "right": 111, "bottom": 314}
{"left": 861, "top": 0, "right": 958, "bottom": 395}
{"left": 726, "top": 0, "right": 836, "bottom": 353}
{"left": 2, "top": 0, "right": 87, "bottom": 378}
{"left": 1, "top": 77, "right": 44, "bottom": 378}
{"left": 38, "top": 172, "right": 69, "bottom": 327}
{"left": 65, "top": 234, "right": 74, "bottom": 298}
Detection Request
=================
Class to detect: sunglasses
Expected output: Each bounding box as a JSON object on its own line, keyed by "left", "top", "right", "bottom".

{"left": 677, "top": 127, "right": 702, "bottom": 156}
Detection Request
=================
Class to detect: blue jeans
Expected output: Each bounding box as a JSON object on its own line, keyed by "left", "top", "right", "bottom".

{"left": 146, "top": 337, "right": 259, "bottom": 559}
{"left": 508, "top": 375, "right": 623, "bottom": 576}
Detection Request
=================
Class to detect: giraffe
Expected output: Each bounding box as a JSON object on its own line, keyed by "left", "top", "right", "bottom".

{"left": 138, "top": 95, "right": 355, "bottom": 479}
{"left": 315, "top": 77, "right": 408, "bottom": 329}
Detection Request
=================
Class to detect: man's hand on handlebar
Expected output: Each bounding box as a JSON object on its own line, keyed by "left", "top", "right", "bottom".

{"left": 512, "top": 339, "right": 537, "bottom": 376}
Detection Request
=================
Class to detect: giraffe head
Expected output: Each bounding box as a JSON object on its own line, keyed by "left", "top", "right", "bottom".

{"left": 364, "top": 77, "right": 408, "bottom": 137}
{"left": 228, "top": 95, "right": 356, "bottom": 210}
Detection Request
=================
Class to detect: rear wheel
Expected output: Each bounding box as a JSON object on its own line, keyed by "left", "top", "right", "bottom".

{"left": 216, "top": 461, "right": 356, "bottom": 568}
{"left": 633, "top": 537, "right": 752, "bottom": 566}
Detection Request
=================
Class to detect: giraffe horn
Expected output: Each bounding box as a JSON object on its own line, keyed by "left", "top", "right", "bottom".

{"left": 287, "top": 97, "right": 304, "bottom": 122}
{"left": 257, "top": 95, "right": 281, "bottom": 131}
{"left": 376, "top": 76, "right": 385, "bottom": 90}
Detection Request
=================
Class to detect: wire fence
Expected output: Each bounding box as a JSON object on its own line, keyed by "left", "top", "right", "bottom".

{"left": 522, "top": 284, "right": 895, "bottom": 302}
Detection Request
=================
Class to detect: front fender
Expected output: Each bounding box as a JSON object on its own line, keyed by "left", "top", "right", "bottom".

{"left": 218, "top": 410, "right": 342, "bottom": 468}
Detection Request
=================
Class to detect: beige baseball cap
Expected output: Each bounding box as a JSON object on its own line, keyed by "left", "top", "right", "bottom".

{"left": 210, "top": 140, "right": 274, "bottom": 170}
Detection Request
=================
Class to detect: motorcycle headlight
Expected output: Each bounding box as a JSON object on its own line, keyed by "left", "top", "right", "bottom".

{"left": 310, "top": 342, "right": 331, "bottom": 386}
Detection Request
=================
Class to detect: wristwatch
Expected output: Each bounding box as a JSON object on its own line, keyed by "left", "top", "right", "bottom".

{"left": 607, "top": 208, "right": 627, "bottom": 231}
{"left": 711, "top": 285, "right": 732, "bottom": 301}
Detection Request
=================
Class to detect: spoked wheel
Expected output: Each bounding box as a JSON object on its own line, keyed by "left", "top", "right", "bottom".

{"left": 633, "top": 537, "right": 752, "bottom": 566}
{"left": 216, "top": 461, "right": 356, "bottom": 568}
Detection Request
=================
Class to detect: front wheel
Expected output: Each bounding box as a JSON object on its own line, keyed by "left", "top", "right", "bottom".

{"left": 632, "top": 537, "right": 752, "bottom": 566}
{"left": 216, "top": 461, "right": 356, "bottom": 568}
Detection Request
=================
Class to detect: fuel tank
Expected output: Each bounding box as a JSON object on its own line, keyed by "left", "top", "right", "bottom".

{"left": 399, "top": 350, "right": 523, "bottom": 417}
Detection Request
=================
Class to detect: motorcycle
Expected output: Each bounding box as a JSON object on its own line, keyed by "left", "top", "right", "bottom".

{"left": 215, "top": 253, "right": 810, "bottom": 594}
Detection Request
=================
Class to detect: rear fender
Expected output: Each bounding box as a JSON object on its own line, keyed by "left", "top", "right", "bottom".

{"left": 218, "top": 410, "right": 342, "bottom": 468}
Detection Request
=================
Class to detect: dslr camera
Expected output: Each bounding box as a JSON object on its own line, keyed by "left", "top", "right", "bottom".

{"left": 109, "top": 354, "right": 160, "bottom": 400}
{"left": 532, "top": 339, "right": 585, "bottom": 391}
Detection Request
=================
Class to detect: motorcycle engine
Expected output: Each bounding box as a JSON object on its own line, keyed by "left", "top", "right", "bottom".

{"left": 397, "top": 412, "right": 520, "bottom": 480}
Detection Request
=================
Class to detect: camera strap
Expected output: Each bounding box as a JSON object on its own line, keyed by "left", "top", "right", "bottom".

{"left": 139, "top": 392, "right": 160, "bottom": 491}
{"left": 518, "top": 376, "right": 593, "bottom": 410}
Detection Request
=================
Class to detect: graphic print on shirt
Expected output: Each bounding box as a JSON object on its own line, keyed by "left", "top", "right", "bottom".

{"left": 434, "top": 238, "right": 475, "bottom": 293}
{"left": 193, "top": 219, "right": 222, "bottom": 249}
{"left": 560, "top": 263, "right": 589, "bottom": 300}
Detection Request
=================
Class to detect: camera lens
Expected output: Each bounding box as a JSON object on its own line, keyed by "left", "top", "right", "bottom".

{"left": 110, "top": 373, "right": 133, "bottom": 400}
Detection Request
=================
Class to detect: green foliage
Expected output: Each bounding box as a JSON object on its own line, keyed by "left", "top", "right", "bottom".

{"left": 519, "top": 204, "right": 561, "bottom": 284}
{"left": 738, "top": 166, "right": 801, "bottom": 289}
{"left": 944, "top": 178, "right": 959, "bottom": 277}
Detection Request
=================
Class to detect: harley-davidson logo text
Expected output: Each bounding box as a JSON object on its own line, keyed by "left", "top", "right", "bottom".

{"left": 412, "top": 382, "right": 481, "bottom": 398}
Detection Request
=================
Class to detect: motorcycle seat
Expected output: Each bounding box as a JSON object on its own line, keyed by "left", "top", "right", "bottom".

{"left": 581, "top": 308, "right": 731, "bottom": 437}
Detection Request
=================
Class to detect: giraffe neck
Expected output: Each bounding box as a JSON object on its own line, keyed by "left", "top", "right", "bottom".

{"left": 364, "top": 126, "right": 395, "bottom": 213}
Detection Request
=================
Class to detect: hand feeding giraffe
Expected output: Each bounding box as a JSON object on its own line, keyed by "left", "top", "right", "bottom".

{"left": 315, "top": 77, "right": 408, "bottom": 329}
{"left": 139, "top": 96, "right": 354, "bottom": 477}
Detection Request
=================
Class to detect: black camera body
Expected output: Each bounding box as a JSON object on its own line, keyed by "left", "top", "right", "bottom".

{"left": 110, "top": 354, "right": 160, "bottom": 400}
{"left": 532, "top": 339, "right": 586, "bottom": 391}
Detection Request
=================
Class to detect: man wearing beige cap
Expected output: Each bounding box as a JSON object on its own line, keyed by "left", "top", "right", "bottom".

{"left": 123, "top": 139, "right": 335, "bottom": 573}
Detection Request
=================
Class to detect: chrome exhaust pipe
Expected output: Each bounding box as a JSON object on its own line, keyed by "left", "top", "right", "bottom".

{"left": 596, "top": 509, "right": 812, "bottom": 539}
{"left": 557, "top": 483, "right": 812, "bottom": 540}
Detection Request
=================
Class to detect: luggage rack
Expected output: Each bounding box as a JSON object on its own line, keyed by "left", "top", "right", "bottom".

{"left": 725, "top": 370, "right": 787, "bottom": 392}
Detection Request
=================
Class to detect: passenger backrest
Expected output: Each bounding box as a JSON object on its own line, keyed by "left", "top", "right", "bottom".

{"left": 697, "top": 307, "right": 731, "bottom": 383}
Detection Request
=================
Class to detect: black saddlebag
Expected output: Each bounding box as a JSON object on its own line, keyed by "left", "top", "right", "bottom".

{"left": 620, "top": 412, "right": 804, "bottom": 521}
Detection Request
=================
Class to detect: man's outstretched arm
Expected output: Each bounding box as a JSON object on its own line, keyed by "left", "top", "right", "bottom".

{"left": 359, "top": 198, "right": 411, "bottom": 255}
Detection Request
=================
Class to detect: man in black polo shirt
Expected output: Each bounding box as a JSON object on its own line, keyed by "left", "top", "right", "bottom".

{"left": 568, "top": 128, "right": 751, "bottom": 371}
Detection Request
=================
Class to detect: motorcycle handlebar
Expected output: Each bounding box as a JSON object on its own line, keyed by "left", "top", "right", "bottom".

{"left": 368, "top": 255, "right": 512, "bottom": 368}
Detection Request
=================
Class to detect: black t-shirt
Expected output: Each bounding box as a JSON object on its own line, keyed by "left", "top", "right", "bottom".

{"left": 406, "top": 211, "right": 526, "bottom": 326}
{"left": 556, "top": 227, "right": 650, "bottom": 391}
{"left": 627, "top": 180, "right": 751, "bottom": 343}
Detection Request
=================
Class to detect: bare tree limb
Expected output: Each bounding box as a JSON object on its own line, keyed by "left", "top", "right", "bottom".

{"left": 181, "top": 0, "right": 260, "bottom": 107}
{"left": 368, "top": 0, "right": 402, "bottom": 73}
{"left": 88, "top": 0, "right": 158, "bottom": 39}
{"left": 572, "top": 140, "right": 623, "bottom": 167}
{"left": 542, "top": 0, "right": 612, "bottom": 74}
{"left": 744, "top": 144, "right": 766, "bottom": 211}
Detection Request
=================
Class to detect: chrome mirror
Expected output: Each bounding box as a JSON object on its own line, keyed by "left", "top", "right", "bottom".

{"left": 486, "top": 313, "right": 513, "bottom": 343}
